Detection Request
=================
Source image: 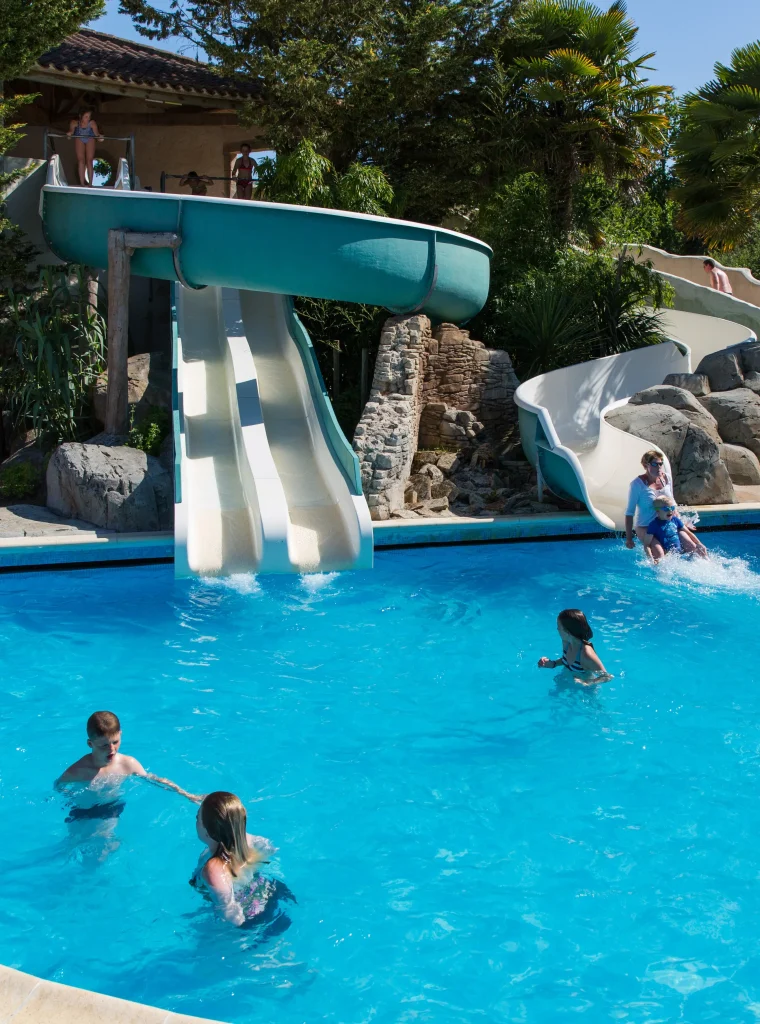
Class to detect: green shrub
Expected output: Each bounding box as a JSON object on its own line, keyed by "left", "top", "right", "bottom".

{"left": 126, "top": 406, "right": 170, "bottom": 458}
{"left": 2, "top": 265, "right": 106, "bottom": 447}
{"left": 0, "top": 461, "right": 41, "bottom": 500}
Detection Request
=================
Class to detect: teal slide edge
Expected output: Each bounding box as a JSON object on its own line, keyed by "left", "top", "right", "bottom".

{"left": 285, "top": 299, "right": 364, "bottom": 494}
{"left": 40, "top": 188, "right": 491, "bottom": 323}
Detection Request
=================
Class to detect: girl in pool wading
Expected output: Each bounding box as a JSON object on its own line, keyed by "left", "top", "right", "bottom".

{"left": 538, "top": 609, "right": 610, "bottom": 685}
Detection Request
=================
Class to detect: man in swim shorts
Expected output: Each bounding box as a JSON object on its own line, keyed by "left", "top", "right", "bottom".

{"left": 703, "top": 258, "right": 733, "bottom": 295}
{"left": 56, "top": 711, "right": 202, "bottom": 814}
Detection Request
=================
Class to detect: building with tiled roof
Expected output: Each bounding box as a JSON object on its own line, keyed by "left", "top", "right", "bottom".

{"left": 8, "top": 29, "right": 267, "bottom": 197}
{"left": 31, "top": 28, "right": 259, "bottom": 104}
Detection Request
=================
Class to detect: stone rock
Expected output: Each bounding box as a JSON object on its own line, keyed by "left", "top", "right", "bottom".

{"left": 628, "top": 385, "right": 721, "bottom": 442}
{"left": 743, "top": 371, "right": 760, "bottom": 395}
{"left": 701, "top": 389, "right": 760, "bottom": 458}
{"left": 695, "top": 349, "right": 744, "bottom": 392}
{"left": 739, "top": 342, "right": 760, "bottom": 375}
{"left": 404, "top": 485, "right": 418, "bottom": 505}
{"left": 467, "top": 492, "right": 486, "bottom": 512}
{"left": 720, "top": 443, "right": 760, "bottom": 485}
{"left": 46, "top": 443, "right": 173, "bottom": 532}
{"left": 407, "top": 473, "right": 432, "bottom": 501}
{"left": 390, "top": 508, "right": 420, "bottom": 519}
{"left": 605, "top": 403, "right": 690, "bottom": 466}
{"left": 421, "top": 496, "right": 449, "bottom": 513}
{"left": 673, "top": 425, "right": 735, "bottom": 504}
{"left": 93, "top": 351, "right": 172, "bottom": 426}
{"left": 412, "top": 451, "right": 438, "bottom": 470}
{"left": 372, "top": 505, "right": 390, "bottom": 521}
{"left": 662, "top": 372, "right": 711, "bottom": 397}
{"left": 418, "top": 463, "right": 444, "bottom": 484}
{"left": 431, "top": 479, "right": 459, "bottom": 501}
{"left": 436, "top": 452, "right": 459, "bottom": 473}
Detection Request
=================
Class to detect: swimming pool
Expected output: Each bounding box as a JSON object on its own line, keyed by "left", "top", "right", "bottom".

{"left": 2, "top": 533, "right": 760, "bottom": 1022}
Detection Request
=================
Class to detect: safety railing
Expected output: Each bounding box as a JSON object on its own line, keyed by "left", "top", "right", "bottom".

{"left": 43, "top": 129, "right": 136, "bottom": 189}
{"left": 159, "top": 172, "right": 259, "bottom": 197}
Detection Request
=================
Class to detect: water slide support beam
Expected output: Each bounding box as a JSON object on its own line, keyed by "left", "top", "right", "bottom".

{"left": 105, "top": 229, "right": 180, "bottom": 434}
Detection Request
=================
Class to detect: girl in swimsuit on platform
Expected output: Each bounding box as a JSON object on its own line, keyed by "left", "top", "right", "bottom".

{"left": 67, "top": 110, "right": 104, "bottom": 187}
{"left": 191, "top": 791, "right": 278, "bottom": 926}
{"left": 538, "top": 608, "right": 610, "bottom": 685}
{"left": 233, "top": 143, "right": 257, "bottom": 200}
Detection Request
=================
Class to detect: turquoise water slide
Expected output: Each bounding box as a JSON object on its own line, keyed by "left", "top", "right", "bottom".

{"left": 40, "top": 169, "right": 491, "bottom": 574}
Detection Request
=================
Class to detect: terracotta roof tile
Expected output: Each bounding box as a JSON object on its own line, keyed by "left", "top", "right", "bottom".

{"left": 36, "top": 28, "right": 259, "bottom": 100}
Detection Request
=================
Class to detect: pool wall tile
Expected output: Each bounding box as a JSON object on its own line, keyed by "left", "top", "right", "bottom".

{"left": 0, "top": 505, "right": 759, "bottom": 570}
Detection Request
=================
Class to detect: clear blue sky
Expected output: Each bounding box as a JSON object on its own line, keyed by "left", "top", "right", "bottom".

{"left": 89, "top": 0, "right": 760, "bottom": 97}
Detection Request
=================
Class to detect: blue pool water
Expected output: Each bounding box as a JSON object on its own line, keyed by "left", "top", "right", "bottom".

{"left": 3, "top": 534, "right": 760, "bottom": 1022}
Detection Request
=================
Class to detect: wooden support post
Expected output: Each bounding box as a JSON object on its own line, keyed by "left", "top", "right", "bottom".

{"left": 332, "top": 347, "right": 340, "bottom": 398}
{"left": 105, "top": 229, "right": 131, "bottom": 436}
{"left": 104, "top": 231, "right": 181, "bottom": 436}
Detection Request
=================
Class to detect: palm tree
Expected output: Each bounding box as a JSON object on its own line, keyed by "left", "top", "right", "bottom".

{"left": 491, "top": 0, "right": 670, "bottom": 234}
{"left": 673, "top": 43, "right": 760, "bottom": 248}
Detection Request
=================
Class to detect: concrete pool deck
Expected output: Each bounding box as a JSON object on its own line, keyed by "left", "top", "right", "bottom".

{"left": 0, "top": 964, "right": 225, "bottom": 1024}
{"left": 0, "top": 502, "right": 759, "bottom": 570}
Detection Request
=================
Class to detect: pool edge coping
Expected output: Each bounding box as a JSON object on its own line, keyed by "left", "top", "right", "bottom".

{"left": 1, "top": 504, "right": 760, "bottom": 570}
{"left": 0, "top": 963, "right": 227, "bottom": 1023}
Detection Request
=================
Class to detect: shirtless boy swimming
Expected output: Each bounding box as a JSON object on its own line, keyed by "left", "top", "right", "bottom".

{"left": 55, "top": 710, "right": 202, "bottom": 811}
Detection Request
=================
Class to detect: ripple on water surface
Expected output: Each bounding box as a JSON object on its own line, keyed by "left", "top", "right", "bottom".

{"left": 2, "top": 533, "right": 760, "bottom": 1022}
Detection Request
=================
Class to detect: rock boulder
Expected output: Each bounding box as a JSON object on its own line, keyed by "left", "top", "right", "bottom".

{"left": 93, "top": 351, "right": 172, "bottom": 427}
{"left": 628, "top": 385, "right": 721, "bottom": 442}
{"left": 662, "top": 372, "right": 711, "bottom": 397}
{"left": 701, "top": 389, "right": 760, "bottom": 458}
{"left": 720, "top": 443, "right": 760, "bottom": 485}
{"left": 695, "top": 349, "right": 745, "bottom": 392}
{"left": 46, "top": 443, "right": 173, "bottom": 532}
{"left": 673, "top": 425, "right": 735, "bottom": 504}
{"left": 605, "top": 403, "right": 690, "bottom": 466}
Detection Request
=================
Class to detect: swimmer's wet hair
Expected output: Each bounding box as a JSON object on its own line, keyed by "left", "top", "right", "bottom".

{"left": 87, "top": 710, "right": 120, "bottom": 738}
{"left": 704, "top": 258, "right": 716, "bottom": 268}
{"left": 558, "top": 609, "right": 593, "bottom": 643}
{"left": 653, "top": 494, "right": 675, "bottom": 509}
{"left": 641, "top": 448, "right": 664, "bottom": 468}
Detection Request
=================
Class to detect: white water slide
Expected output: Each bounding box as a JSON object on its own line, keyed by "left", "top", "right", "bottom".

{"left": 174, "top": 287, "right": 374, "bottom": 576}
{"left": 515, "top": 308, "right": 757, "bottom": 530}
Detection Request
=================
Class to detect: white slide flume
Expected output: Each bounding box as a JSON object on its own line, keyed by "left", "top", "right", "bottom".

{"left": 174, "top": 286, "right": 373, "bottom": 576}
{"left": 515, "top": 309, "right": 757, "bottom": 530}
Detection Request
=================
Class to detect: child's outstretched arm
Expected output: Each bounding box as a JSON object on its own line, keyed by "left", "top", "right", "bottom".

{"left": 538, "top": 656, "right": 561, "bottom": 668}
{"left": 127, "top": 758, "right": 203, "bottom": 803}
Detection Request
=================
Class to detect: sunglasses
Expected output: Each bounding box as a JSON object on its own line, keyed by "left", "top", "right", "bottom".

{"left": 659, "top": 505, "right": 676, "bottom": 513}
{"left": 648, "top": 460, "right": 664, "bottom": 468}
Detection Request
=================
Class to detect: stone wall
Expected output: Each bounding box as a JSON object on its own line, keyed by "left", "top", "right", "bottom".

{"left": 352, "top": 314, "right": 520, "bottom": 520}
{"left": 419, "top": 323, "right": 519, "bottom": 448}
{"left": 352, "top": 315, "right": 428, "bottom": 521}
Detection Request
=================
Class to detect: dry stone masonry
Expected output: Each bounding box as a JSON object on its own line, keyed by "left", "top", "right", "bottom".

{"left": 353, "top": 313, "right": 523, "bottom": 520}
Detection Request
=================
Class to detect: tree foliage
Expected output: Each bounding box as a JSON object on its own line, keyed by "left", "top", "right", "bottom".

{"left": 488, "top": 0, "right": 671, "bottom": 234}
{"left": 673, "top": 42, "right": 760, "bottom": 248}
{"left": 120, "top": 0, "right": 507, "bottom": 223}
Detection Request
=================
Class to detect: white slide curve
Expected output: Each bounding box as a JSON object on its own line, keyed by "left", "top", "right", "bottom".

{"left": 515, "top": 309, "right": 757, "bottom": 530}
{"left": 174, "top": 286, "right": 373, "bottom": 576}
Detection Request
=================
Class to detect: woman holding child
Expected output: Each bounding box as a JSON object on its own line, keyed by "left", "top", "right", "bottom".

{"left": 624, "top": 449, "right": 674, "bottom": 560}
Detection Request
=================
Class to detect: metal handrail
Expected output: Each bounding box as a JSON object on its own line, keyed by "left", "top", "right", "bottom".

{"left": 160, "top": 171, "right": 258, "bottom": 193}
{"left": 43, "top": 129, "right": 136, "bottom": 188}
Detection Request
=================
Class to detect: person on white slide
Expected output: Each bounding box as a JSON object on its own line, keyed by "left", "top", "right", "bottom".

{"left": 624, "top": 449, "right": 674, "bottom": 560}
{"left": 703, "top": 259, "right": 733, "bottom": 295}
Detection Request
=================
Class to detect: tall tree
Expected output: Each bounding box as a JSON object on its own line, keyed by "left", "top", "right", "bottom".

{"left": 119, "top": 0, "right": 509, "bottom": 224}
{"left": 486, "top": 0, "right": 670, "bottom": 234}
{"left": 673, "top": 42, "right": 760, "bottom": 248}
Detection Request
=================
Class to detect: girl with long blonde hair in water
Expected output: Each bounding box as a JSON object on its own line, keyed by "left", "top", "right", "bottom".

{"left": 192, "top": 791, "right": 277, "bottom": 926}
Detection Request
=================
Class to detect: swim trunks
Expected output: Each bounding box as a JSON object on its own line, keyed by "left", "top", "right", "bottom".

{"left": 65, "top": 800, "right": 126, "bottom": 823}
{"left": 646, "top": 514, "right": 685, "bottom": 554}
